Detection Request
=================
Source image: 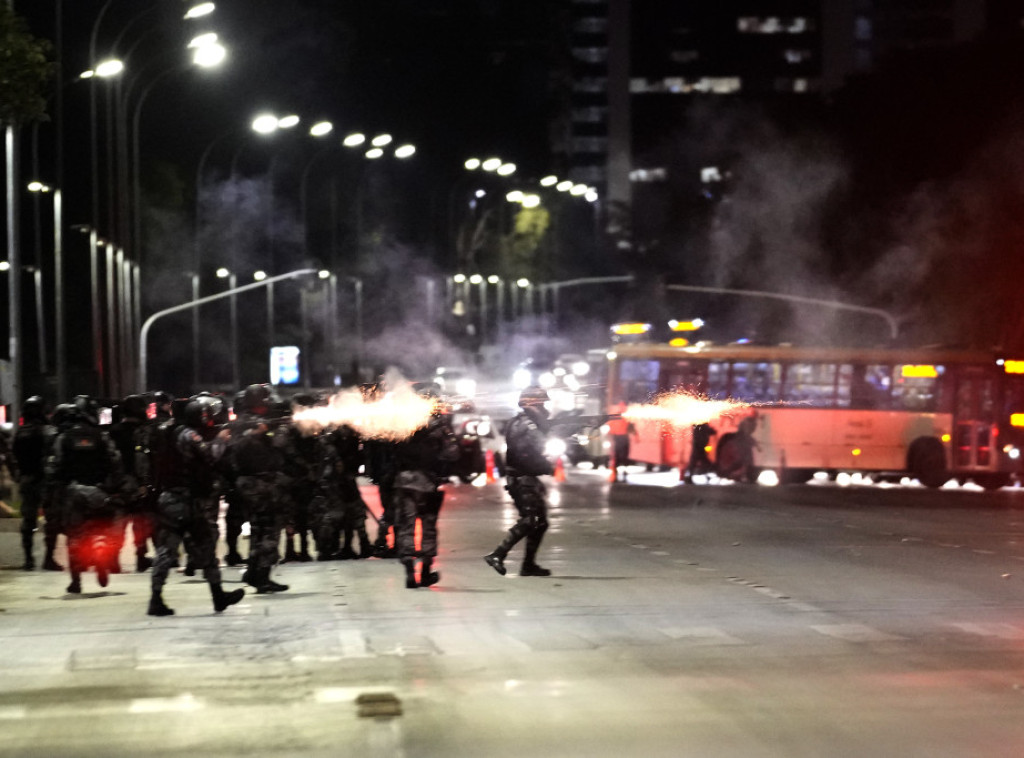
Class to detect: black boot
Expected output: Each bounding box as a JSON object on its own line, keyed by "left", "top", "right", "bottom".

{"left": 42, "top": 553, "right": 63, "bottom": 571}
{"left": 255, "top": 569, "right": 289, "bottom": 594}
{"left": 136, "top": 552, "right": 153, "bottom": 573}
{"left": 357, "top": 532, "right": 374, "bottom": 559}
{"left": 297, "top": 533, "right": 313, "bottom": 562}
{"left": 43, "top": 534, "right": 63, "bottom": 571}
{"left": 483, "top": 550, "right": 507, "bottom": 576}
{"left": 210, "top": 583, "right": 245, "bottom": 612}
{"left": 147, "top": 590, "right": 175, "bottom": 616}
{"left": 402, "top": 558, "right": 419, "bottom": 589}
{"left": 520, "top": 535, "right": 550, "bottom": 576}
{"left": 420, "top": 557, "right": 440, "bottom": 587}
{"left": 67, "top": 571, "right": 82, "bottom": 594}
{"left": 520, "top": 561, "right": 551, "bottom": 577}
{"left": 21, "top": 530, "right": 34, "bottom": 570}
{"left": 225, "top": 550, "right": 244, "bottom": 567}
{"left": 283, "top": 536, "right": 299, "bottom": 563}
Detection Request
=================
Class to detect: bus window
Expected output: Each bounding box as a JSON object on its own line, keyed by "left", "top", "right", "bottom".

{"left": 618, "top": 359, "right": 660, "bottom": 403}
{"left": 663, "top": 361, "right": 706, "bottom": 396}
{"left": 708, "top": 361, "right": 729, "bottom": 399}
{"left": 783, "top": 363, "right": 837, "bottom": 407}
{"left": 842, "top": 364, "right": 893, "bottom": 409}
{"left": 893, "top": 365, "right": 942, "bottom": 411}
{"left": 731, "top": 361, "right": 781, "bottom": 403}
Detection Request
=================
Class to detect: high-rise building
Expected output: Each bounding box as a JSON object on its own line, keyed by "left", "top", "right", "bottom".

{"left": 554, "top": 0, "right": 990, "bottom": 211}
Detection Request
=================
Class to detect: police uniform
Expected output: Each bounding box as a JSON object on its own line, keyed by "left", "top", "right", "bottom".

{"left": 393, "top": 404, "right": 459, "bottom": 588}
{"left": 484, "top": 387, "right": 554, "bottom": 577}
{"left": 50, "top": 397, "right": 125, "bottom": 594}
{"left": 147, "top": 397, "right": 244, "bottom": 616}
{"left": 12, "top": 397, "right": 60, "bottom": 571}
{"left": 229, "top": 384, "right": 291, "bottom": 594}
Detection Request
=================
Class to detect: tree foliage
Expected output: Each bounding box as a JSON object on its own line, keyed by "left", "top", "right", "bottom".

{"left": 0, "top": 4, "right": 53, "bottom": 126}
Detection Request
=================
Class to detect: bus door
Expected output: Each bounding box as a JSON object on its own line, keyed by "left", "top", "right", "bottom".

{"left": 951, "top": 369, "right": 996, "bottom": 470}
{"left": 660, "top": 361, "right": 707, "bottom": 468}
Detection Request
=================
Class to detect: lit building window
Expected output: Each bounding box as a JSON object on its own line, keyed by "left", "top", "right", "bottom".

{"left": 629, "top": 168, "right": 667, "bottom": 182}
{"left": 573, "top": 47, "right": 608, "bottom": 64}
{"left": 631, "top": 77, "right": 741, "bottom": 94}
{"left": 855, "top": 16, "right": 872, "bottom": 41}
{"left": 784, "top": 49, "right": 812, "bottom": 63}
{"left": 738, "top": 16, "right": 814, "bottom": 33}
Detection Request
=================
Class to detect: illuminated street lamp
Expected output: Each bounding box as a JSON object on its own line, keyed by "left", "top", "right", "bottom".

{"left": 184, "top": 2, "right": 216, "bottom": 19}
{"left": 26, "top": 182, "right": 65, "bottom": 395}
{"left": 310, "top": 121, "right": 333, "bottom": 137}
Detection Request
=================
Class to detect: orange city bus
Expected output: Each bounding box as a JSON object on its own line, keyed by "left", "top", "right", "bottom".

{"left": 605, "top": 342, "right": 1024, "bottom": 489}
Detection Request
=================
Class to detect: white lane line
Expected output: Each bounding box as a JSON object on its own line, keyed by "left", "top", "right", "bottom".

{"left": 338, "top": 630, "right": 374, "bottom": 658}
{"left": 128, "top": 694, "right": 203, "bottom": 713}
{"left": 660, "top": 626, "right": 747, "bottom": 646}
{"left": 0, "top": 706, "right": 27, "bottom": 720}
{"left": 811, "top": 624, "right": 903, "bottom": 642}
{"left": 949, "top": 622, "right": 1024, "bottom": 639}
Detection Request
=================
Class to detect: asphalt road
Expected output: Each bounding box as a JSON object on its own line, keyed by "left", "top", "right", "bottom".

{"left": 2, "top": 470, "right": 1024, "bottom": 757}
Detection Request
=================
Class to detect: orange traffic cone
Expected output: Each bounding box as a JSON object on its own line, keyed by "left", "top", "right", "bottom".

{"left": 485, "top": 449, "right": 497, "bottom": 484}
{"left": 553, "top": 455, "right": 567, "bottom": 482}
{"left": 608, "top": 454, "right": 618, "bottom": 483}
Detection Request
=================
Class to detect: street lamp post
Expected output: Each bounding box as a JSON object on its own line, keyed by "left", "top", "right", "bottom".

{"left": 139, "top": 269, "right": 318, "bottom": 392}
{"left": 216, "top": 267, "right": 239, "bottom": 390}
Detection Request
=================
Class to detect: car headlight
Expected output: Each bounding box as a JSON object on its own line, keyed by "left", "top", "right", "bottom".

{"left": 545, "top": 438, "right": 567, "bottom": 457}
{"left": 513, "top": 368, "right": 532, "bottom": 389}
{"left": 455, "top": 378, "right": 477, "bottom": 396}
{"left": 539, "top": 372, "right": 556, "bottom": 389}
{"left": 476, "top": 420, "right": 491, "bottom": 437}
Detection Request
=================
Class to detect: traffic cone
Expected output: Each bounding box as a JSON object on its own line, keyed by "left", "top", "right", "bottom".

{"left": 554, "top": 455, "right": 567, "bottom": 482}
{"left": 485, "top": 449, "right": 497, "bottom": 484}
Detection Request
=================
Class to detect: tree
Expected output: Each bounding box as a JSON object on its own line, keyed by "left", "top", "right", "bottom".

{"left": 0, "top": 4, "right": 53, "bottom": 126}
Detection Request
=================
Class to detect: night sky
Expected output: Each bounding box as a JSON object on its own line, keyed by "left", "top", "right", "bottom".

{"left": 10, "top": 0, "right": 1024, "bottom": 398}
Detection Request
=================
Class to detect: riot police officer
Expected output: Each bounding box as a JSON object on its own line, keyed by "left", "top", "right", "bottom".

{"left": 147, "top": 395, "right": 244, "bottom": 616}
{"left": 107, "top": 394, "right": 155, "bottom": 572}
{"left": 230, "top": 384, "right": 290, "bottom": 594}
{"left": 393, "top": 388, "right": 459, "bottom": 588}
{"left": 50, "top": 395, "right": 125, "bottom": 594}
{"left": 484, "top": 386, "right": 555, "bottom": 577}
{"left": 12, "top": 396, "right": 60, "bottom": 571}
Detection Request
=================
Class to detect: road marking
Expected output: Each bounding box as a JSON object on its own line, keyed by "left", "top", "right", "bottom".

{"left": 660, "top": 626, "right": 746, "bottom": 646}
{"left": 128, "top": 694, "right": 203, "bottom": 713}
{"left": 949, "top": 622, "right": 1024, "bottom": 639}
{"left": 338, "top": 630, "right": 373, "bottom": 658}
{"left": 811, "top": 624, "right": 902, "bottom": 642}
{"left": 0, "top": 706, "right": 27, "bottom": 720}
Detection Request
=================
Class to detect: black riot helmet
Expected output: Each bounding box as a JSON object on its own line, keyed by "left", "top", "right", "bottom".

{"left": 52, "top": 403, "right": 78, "bottom": 431}
{"left": 21, "top": 395, "right": 47, "bottom": 423}
{"left": 119, "top": 394, "right": 149, "bottom": 421}
{"left": 242, "top": 383, "right": 277, "bottom": 417}
{"left": 72, "top": 394, "right": 99, "bottom": 425}
{"left": 190, "top": 392, "right": 230, "bottom": 425}
{"left": 183, "top": 396, "right": 220, "bottom": 430}
{"left": 518, "top": 386, "right": 550, "bottom": 409}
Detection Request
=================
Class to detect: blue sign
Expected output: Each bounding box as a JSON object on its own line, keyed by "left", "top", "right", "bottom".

{"left": 270, "top": 346, "right": 300, "bottom": 385}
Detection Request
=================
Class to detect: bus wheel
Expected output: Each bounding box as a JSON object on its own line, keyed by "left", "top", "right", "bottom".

{"left": 909, "top": 438, "right": 948, "bottom": 488}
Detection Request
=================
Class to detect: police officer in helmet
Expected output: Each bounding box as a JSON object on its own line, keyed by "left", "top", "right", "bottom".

{"left": 148, "top": 395, "right": 244, "bottom": 616}
{"left": 484, "top": 386, "right": 555, "bottom": 577}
